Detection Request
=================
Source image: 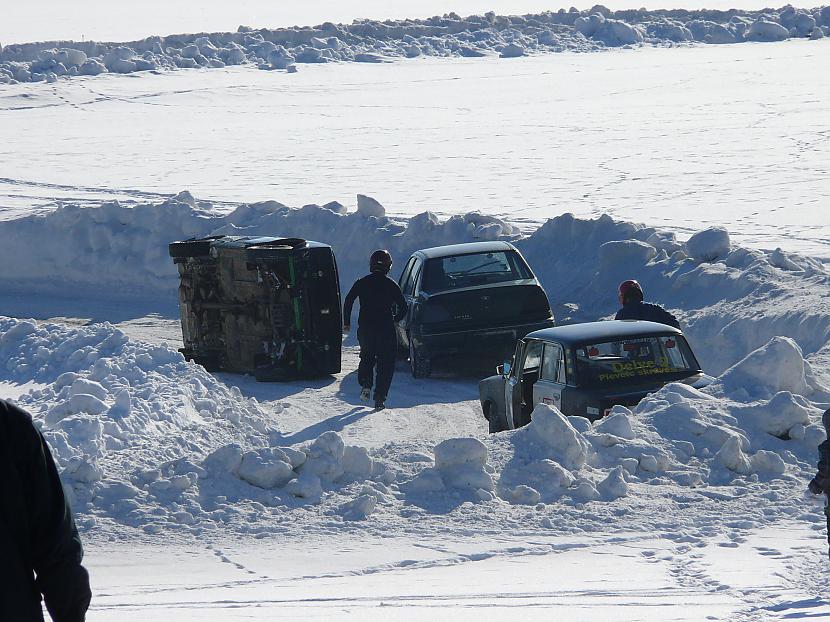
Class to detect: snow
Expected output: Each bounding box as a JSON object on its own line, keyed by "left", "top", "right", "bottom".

{"left": 2, "top": 43, "right": 828, "bottom": 259}
{"left": 716, "top": 336, "right": 810, "bottom": 399}
{"left": 1, "top": 7, "right": 830, "bottom": 617}
{"left": 5, "top": 1, "right": 820, "bottom": 46}
{"left": 523, "top": 403, "right": 592, "bottom": 469}
{"left": 4, "top": 6, "right": 830, "bottom": 86}
{"left": 685, "top": 226, "right": 731, "bottom": 262}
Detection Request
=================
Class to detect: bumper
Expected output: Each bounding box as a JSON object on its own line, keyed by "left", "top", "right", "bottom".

{"left": 415, "top": 319, "right": 554, "bottom": 360}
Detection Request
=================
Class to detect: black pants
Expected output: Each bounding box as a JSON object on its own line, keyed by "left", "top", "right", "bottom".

{"left": 825, "top": 501, "right": 830, "bottom": 557}
{"left": 357, "top": 325, "right": 397, "bottom": 400}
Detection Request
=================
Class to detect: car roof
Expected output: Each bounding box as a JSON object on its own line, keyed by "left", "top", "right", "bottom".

{"left": 526, "top": 320, "right": 683, "bottom": 345}
{"left": 415, "top": 241, "right": 517, "bottom": 259}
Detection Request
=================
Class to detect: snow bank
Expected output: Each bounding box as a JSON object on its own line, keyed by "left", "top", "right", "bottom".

{"left": 1, "top": 188, "right": 829, "bottom": 539}
{"left": 2, "top": 308, "right": 828, "bottom": 540}
{"left": 2, "top": 6, "right": 828, "bottom": 84}
{"left": 0, "top": 317, "right": 393, "bottom": 534}
{"left": 2, "top": 196, "right": 829, "bottom": 379}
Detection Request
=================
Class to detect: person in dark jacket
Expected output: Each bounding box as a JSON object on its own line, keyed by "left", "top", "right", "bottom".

{"left": 343, "top": 250, "right": 407, "bottom": 410}
{"left": 0, "top": 399, "right": 91, "bottom": 622}
{"left": 808, "top": 408, "right": 830, "bottom": 559}
{"left": 615, "top": 279, "right": 681, "bottom": 329}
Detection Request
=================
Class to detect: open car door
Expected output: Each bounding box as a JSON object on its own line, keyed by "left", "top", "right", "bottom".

{"left": 503, "top": 339, "right": 525, "bottom": 429}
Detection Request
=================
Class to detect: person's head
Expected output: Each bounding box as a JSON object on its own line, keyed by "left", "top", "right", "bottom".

{"left": 618, "top": 279, "right": 644, "bottom": 305}
{"left": 823, "top": 408, "right": 830, "bottom": 434}
{"left": 369, "top": 249, "right": 393, "bottom": 275}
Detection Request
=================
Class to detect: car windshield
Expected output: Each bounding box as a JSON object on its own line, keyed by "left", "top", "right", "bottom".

{"left": 574, "top": 335, "right": 699, "bottom": 387}
{"left": 421, "top": 250, "right": 532, "bottom": 293}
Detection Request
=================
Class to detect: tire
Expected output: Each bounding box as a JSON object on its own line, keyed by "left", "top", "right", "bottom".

{"left": 168, "top": 237, "right": 223, "bottom": 259}
{"left": 409, "top": 335, "right": 431, "bottom": 379}
{"left": 484, "top": 401, "right": 506, "bottom": 434}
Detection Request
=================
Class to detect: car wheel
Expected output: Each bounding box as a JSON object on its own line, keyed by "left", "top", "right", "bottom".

{"left": 409, "top": 335, "right": 431, "bottom": 379}
{"left": 168, "top": 237, "right": 220, "bottom": 259}
{"left": 484, "top": 401, "right": 505, "bottom": 433}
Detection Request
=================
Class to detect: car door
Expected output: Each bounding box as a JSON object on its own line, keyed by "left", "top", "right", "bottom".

{"left": 504, "top": 339, "right": 543, "bottom": 429}
{"left": 533, "top": 341, "right": 567, "bottom": 413}
{"left": 504, "top": 339, "right": 525, "bottom": 430}
{"left": 397, "top": 256, "right": 422, "bottom": 347}
{"left": 396, "top": 257, "right": 416, "bottom": 346}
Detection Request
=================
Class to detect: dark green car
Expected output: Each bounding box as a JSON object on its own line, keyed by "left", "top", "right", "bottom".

{"left": 169, "top": 235, "right": 342, "bottom": 380}
{"left": 479, "top": 320, "right": 709, "bottom": 432}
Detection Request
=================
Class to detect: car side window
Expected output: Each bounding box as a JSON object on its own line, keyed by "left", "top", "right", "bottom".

{"left": 402, "top": 258, "right": 422, "bottom": 297}
{"left": 523, "top": 340, "right": 543, "bottom": 374}
{"left": 398, "top": 257, "right": 415, "bottom": 290}
{"left": 556, "top": 346, "right": 567, "bottom": 384}
{"left": 541, "top": 342, "right": 563, "bottom": 382}
{"left": 410, "top": 260, "right": 424, "bottom": 296}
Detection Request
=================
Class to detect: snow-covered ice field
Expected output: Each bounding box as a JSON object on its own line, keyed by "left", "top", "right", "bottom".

{"left": 2, "top": 4, "right": 830, "bottom": 619}
{"left": 3, "top": 40, "right": 828, "bottom": 257}
{"left": 86, "top": 525, "right": 829, "bottom": 620}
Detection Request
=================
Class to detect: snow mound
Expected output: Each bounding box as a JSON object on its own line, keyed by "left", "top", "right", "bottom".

{"left": 3, "top": 7, "right": 829, "bottom": 84}
{"left": 356, "top": 194, "right": 385, "bottom": 218}
{"left": 525, "top": 403, "right": 590, "bottom": 469}
{"left": 597, "top": 466, "right": 628, "bottom": 500}
{"left": 238, "top": 449, "right": 295, "bottom": 489}
{"left": 715, "top": 436, "right": 753, "bottom": 475}
{"left": 716, "top": 337, "right": 809, "bottom": 399}
{"left": 433, "top": 437, "right": 494, "bottom": 492}
{"left": 575, "top": 14, "right": 645, "bottom": 46}
{"left": 594, "top": 410, "right": 635, "bottom": 441}
{"left": 746, "top": 19, "right": 791, "bottom": 41}
{"left": 684, "top": 226, "right": 730, "bottom": 262}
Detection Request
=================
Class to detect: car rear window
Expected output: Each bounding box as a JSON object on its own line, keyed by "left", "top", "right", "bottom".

{"left": 574, "top": 335, "right": 699, "bottom": 386}
{"left": 421, "top": 251, "right": 532, "bottom": 293}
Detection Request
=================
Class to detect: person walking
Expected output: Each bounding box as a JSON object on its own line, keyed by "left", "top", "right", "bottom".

{"left": 615, "top": 279, "right": 681, "bottom": 329}
{"left": 0, "top": 398, "right": 92, "bottom": 621}
{"left": 343, "top": 250, "right": 407, "bottom": 410}
{"left": 808, "top": 408, "right": 830, "bottom": 559}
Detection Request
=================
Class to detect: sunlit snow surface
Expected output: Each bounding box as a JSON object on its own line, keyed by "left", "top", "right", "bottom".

{"left": 3, "top": 40, "right": 829, "bottom": 258}
{"left": 86, "top": 526, "right": 830, "bottom": 620}
{"left": 3, "top": 0, "right": 791, "bottom": 44}
{"left": 3, "top": 23, "right": 830, "bottom": 620}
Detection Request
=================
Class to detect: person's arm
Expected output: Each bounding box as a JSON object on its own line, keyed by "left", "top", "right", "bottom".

{"left": 343, "top": 280, "right": 360, "bottom": 330}
{"left": 19, "top": 410, "right": 91, "bottom": 622}
{"left": 392, "top": 281, "right": 407, "bottom": 323}
{"left": 810, "top": 440, "right": 830, "bottom": 494}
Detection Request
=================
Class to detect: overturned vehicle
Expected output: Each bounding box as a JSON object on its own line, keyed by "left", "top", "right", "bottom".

{"left": 169, "top": 236, "right": 342, "bottom": 380}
